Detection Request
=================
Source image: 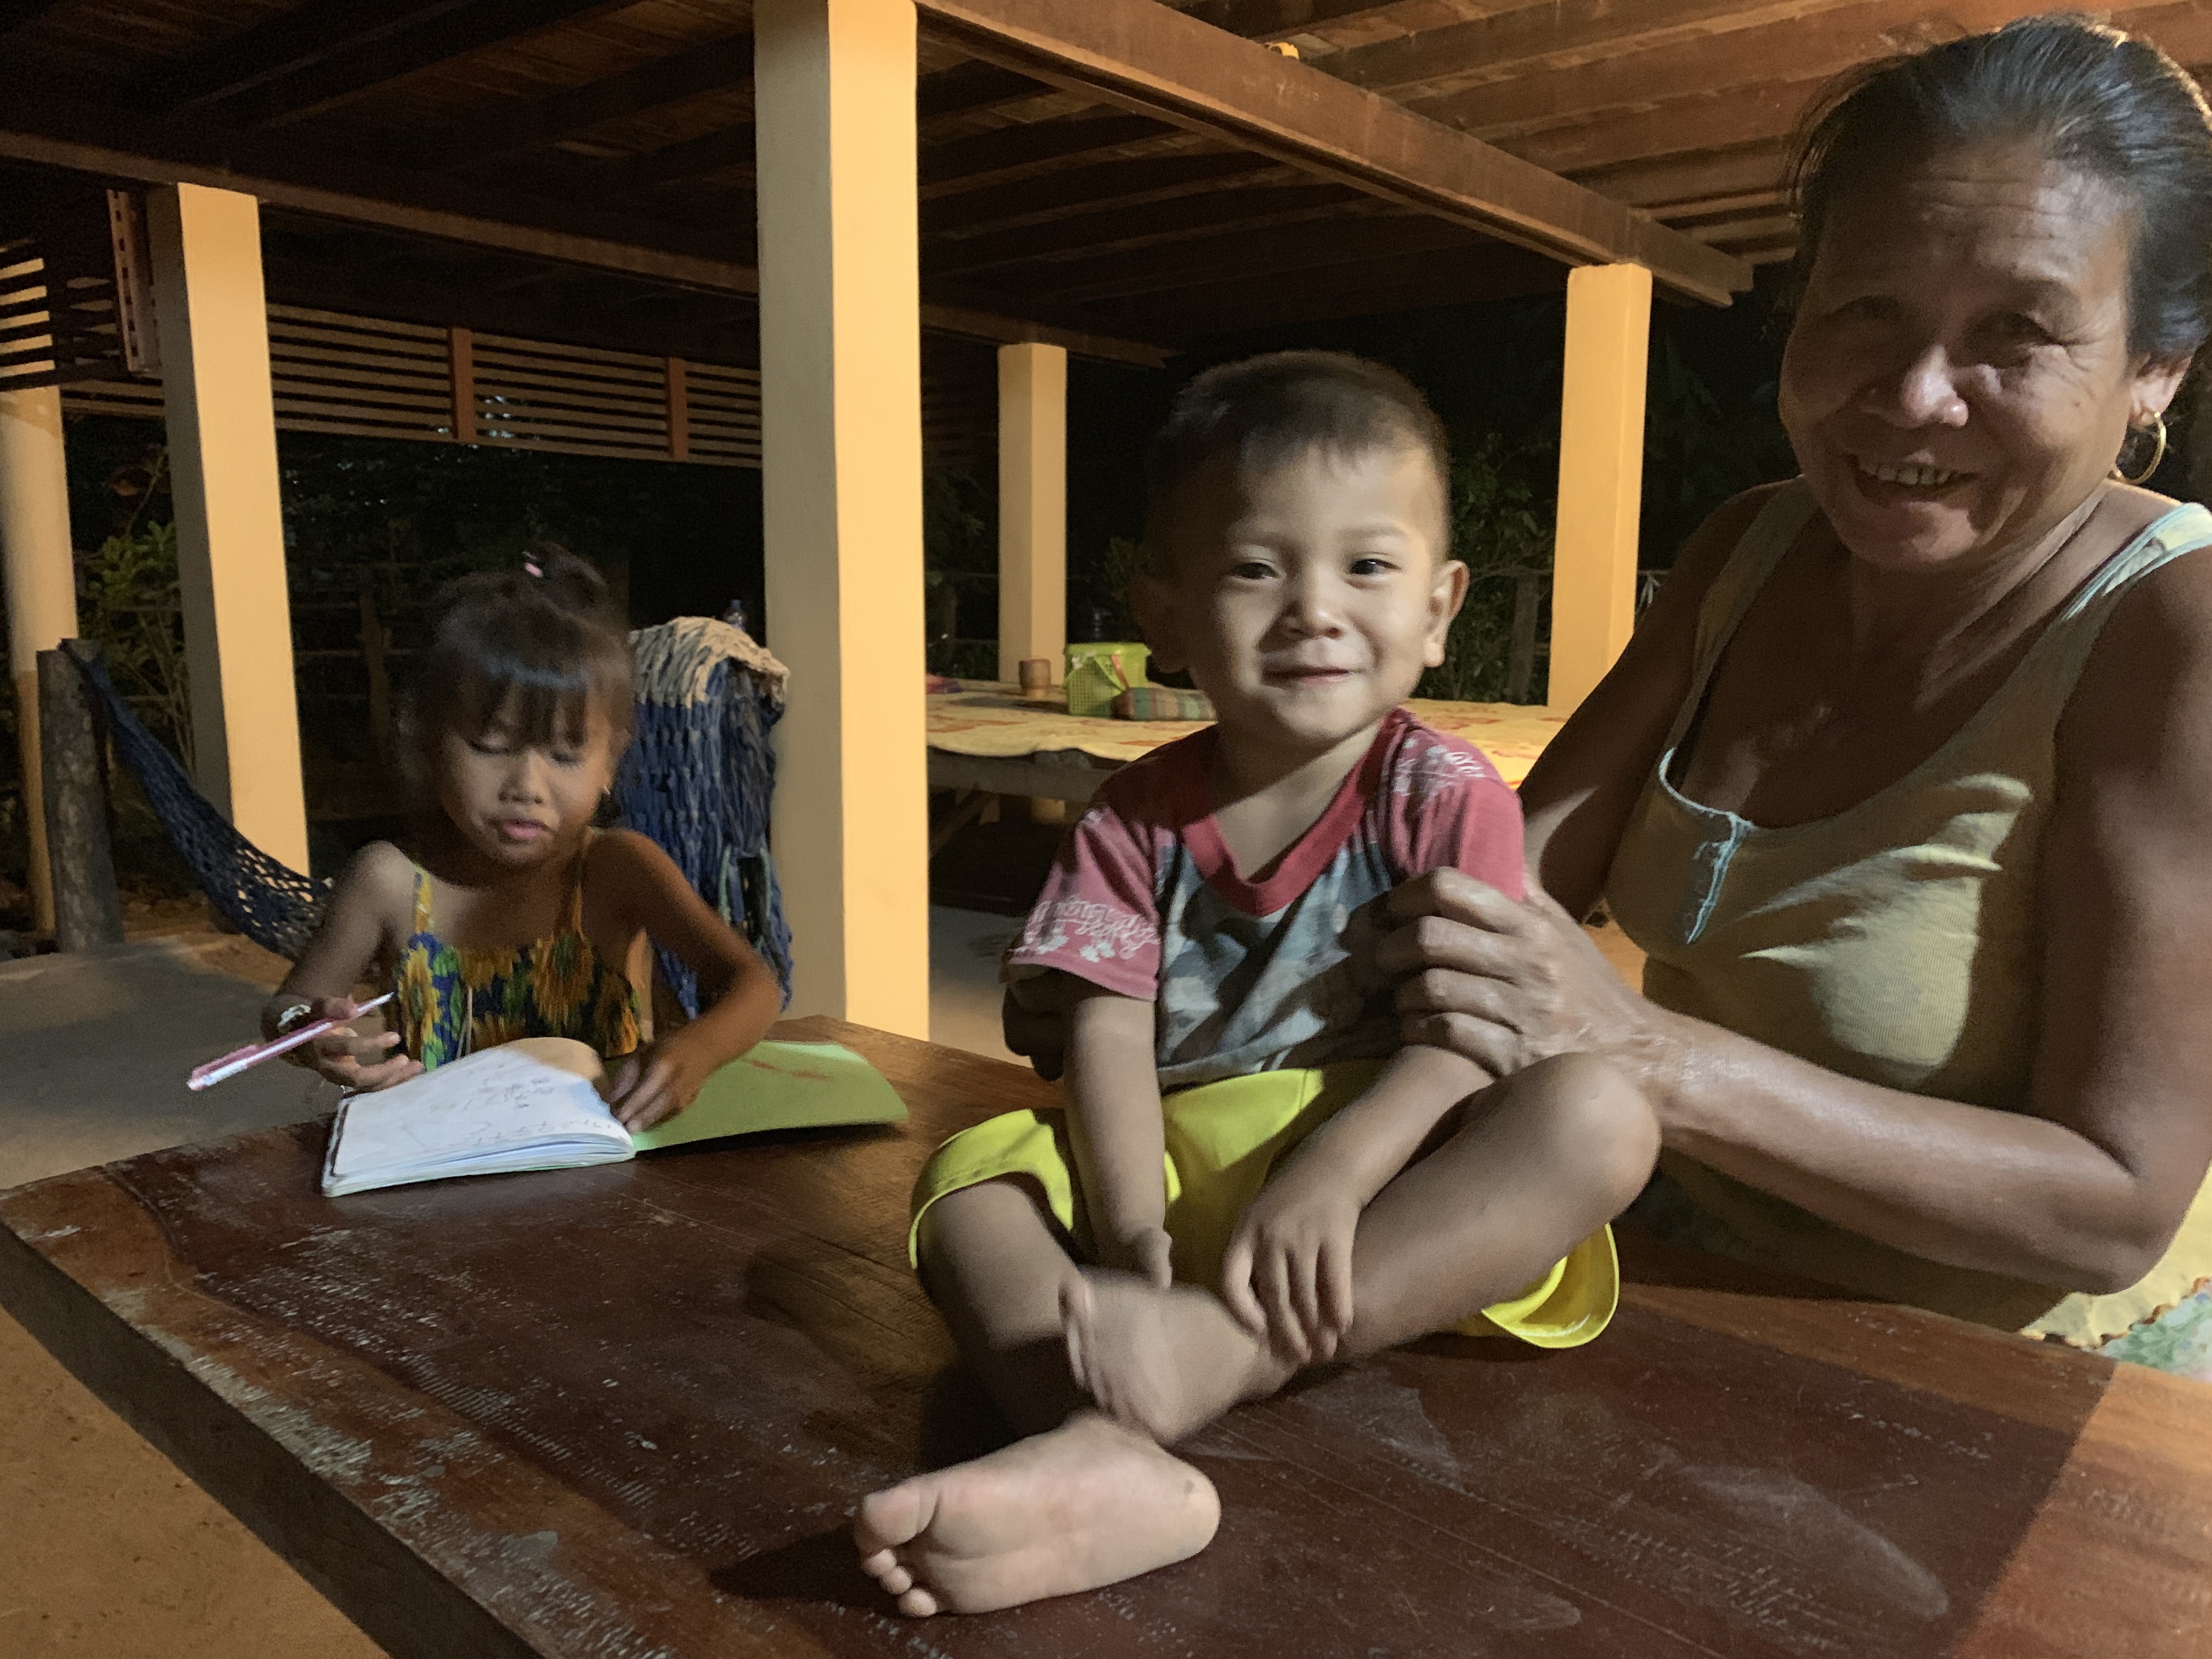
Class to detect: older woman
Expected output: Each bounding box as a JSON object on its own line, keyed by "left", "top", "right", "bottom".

{"left": 1382, "top": 15, "right": 2212, "bottom": 1370}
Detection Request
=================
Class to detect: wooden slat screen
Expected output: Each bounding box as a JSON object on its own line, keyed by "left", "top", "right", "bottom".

{"left": 55, "top": 301, "right": 766, "bottom": 469}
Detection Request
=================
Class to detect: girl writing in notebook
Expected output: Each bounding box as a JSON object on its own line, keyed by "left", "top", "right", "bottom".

{"left": 261, "top": 550, "right": 782, "bottom": 1130}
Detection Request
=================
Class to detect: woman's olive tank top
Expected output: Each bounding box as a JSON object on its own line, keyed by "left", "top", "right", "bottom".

{"left": 1605, "top": 481, "right": 2212, "bottom": 1346}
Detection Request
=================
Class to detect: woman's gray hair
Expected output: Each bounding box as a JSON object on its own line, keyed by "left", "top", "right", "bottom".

{"left": 1787, "top": 14, "right": 2212, "bottom": 360}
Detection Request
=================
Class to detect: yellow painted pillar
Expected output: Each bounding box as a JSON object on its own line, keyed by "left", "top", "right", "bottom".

{"left": 996, "top": 341, "right": 1067, "bottom": 686}
{"left": 1548, "top": 263, "right": 1652, "bottom": 712}
{"left": 146, "top": 183, "right": 310, "bottom": 875}
{"left": 0, "top": 385, "right": 80, "bottom": 933}
{"left": 755, "top": 0, "right": 929, "bottom": 1036}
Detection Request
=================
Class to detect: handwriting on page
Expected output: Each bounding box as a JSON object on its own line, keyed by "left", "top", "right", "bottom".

{"left": 332, "top": 1049, "right": 617, "bottom": 1176}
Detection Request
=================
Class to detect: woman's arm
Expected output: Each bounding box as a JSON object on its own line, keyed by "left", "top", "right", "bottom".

{"left": 266, "top": 840, "right": 420, "bottom": 1090}
{"left": 1519, "top": 486, "right": 1774, "bottom": 912}
{"left": 585, "top": 830, "right": 783, "bottom": 1128}
{"left": 1062, "top": 988, "right": 1172, "bottom": 1286}
{"left": 1385, "top": 545, "right": 2212, "bottom": 1293}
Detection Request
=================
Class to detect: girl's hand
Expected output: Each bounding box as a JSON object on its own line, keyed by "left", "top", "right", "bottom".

{"left": 287, "top": 997, "right": 423, "bottom": 1091}
{"left": 607, "top": 1034, "right": 717, "bottom": 1131}
{"left": 1376, "top": 869, "right": 1654, "bottom": 1077}
{"left": 1099, "top": 1223, "right": 1173, "bottom": 1288}
{"left": 1220, "top": 1158, "right": 1362, "bottom": 1364}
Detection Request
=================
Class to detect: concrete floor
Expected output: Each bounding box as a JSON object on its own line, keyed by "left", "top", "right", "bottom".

{"left": 0, "top": 908, "right": 1643, "bottom": 1655}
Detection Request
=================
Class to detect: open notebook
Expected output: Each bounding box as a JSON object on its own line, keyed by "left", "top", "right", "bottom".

{"left": 320, "top": 1036, "right": 909, "bottom": 1197}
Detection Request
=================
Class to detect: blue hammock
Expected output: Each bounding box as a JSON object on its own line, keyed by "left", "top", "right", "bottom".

{"left": 67, "top": 648, "right": 331, "bottom": 958}
{"left": 613, "top": 619, "right": 794, "bottom": 1013}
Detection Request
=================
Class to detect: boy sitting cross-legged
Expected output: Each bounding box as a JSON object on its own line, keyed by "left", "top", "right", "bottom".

{"left": 855, "top": 352, "right": 1658, "bottom": 1617}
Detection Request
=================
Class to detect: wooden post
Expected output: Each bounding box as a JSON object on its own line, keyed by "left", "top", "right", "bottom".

{"left": 665, "top": 357, "right": 691, "bottom": 460}
{"left": 996, "top": 340, "right": 1066, "bottom": 686}
{"left": 1548, "top": 263, "right": 1651, "bottom": 712}
{"left": 38, "top": 645, "right": 125, "bottom": 951}
{"left": 146, "top": 182, "right": 312, "bottom": 876}
{"left": 1, "top": 385, "right": 80, "bottom": 935}
{"left": 449, "top": 326, "right": 476, "bottom": 442}
{"left": 755, "top": 0, "right": 930, "bottom": 1036}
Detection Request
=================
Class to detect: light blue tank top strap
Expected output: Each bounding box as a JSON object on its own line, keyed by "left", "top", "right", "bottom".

{"left": 1652, "top": 482, "right": 2212, "bottom": 945}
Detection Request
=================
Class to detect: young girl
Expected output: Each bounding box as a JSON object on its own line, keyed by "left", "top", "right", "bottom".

{"left": 264, "top": 550, "right": 782, "bottom": 1130}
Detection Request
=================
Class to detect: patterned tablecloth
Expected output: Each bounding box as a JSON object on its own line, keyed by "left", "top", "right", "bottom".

{"left": 926, "top": 685, "right": 1567, "bottom": 787}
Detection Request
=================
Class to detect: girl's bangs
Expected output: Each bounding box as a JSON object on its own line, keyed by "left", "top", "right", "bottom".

{"left": 451, "top": 651, "right": 603, "bottom": 751}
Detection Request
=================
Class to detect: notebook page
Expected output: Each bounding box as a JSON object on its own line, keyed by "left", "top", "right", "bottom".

{"left": 329, "top": 1045, "right": 627, "bottom": 1183}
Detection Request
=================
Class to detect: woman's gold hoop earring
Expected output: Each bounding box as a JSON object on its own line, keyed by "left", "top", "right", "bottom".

{"left": 2114, "top": 412, "right": 2169, "bottom": 485}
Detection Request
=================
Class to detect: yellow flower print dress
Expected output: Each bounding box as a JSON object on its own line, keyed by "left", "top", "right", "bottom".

{"left": 394, "top": 839, "right": 643, "bottom": 1069}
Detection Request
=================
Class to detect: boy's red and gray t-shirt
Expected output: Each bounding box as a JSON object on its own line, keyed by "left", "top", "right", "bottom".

{"left": 1007, "top": 708, "right": 1525, "bottom": 1090}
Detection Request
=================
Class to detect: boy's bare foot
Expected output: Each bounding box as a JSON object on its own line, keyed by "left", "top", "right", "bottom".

{"left": 1062, "top": 1270, "right": 1284, "bottom": 1444}
{"left": 852, "top": 1412, "right": 1220, "bottom": 1616}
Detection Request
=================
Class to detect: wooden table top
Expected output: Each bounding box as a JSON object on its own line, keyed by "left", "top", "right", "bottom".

{"left": 4, "top": 1018, "right": 2208, "bottom": 1658}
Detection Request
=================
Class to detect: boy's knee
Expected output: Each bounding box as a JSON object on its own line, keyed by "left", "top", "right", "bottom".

{"left": 1516, "top": 1053, "right": 1659, "bottom": 1208}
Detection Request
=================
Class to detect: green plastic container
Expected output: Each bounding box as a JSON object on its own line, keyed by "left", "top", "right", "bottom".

{"left": 1064, "top": 642, "right": 1149, "bottom": 719}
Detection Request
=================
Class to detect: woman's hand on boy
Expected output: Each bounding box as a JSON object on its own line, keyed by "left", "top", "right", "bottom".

{"left": 1220, "top": 1164, "right": 1362, "bottom": 1364}
{"left": 285, "top": 997, "right": 423, "bottom": 1091}
{"left": 607, "top": 1034, "right": 716, "bottom": 1131}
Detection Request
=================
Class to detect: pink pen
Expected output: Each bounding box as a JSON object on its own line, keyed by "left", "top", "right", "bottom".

{"left": 187, "top": 993, "right": 397, "bottom": 1091}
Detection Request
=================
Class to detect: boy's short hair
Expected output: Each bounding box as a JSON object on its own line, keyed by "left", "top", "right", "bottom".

{"left": 1142, "top": 351, "right": 1451, "bottom": 570}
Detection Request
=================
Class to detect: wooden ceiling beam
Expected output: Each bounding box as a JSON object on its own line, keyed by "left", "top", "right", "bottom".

{"left": 1578, "top": 145, "right": 1790, "bottom": 215}
{"left": 0, "top": 94, "right": 1173, "bottom": 366}
{"left": 219, "top": 0, "right": 629, "bottom": 128}
{"left": 411, "top": 35, "right": 757, "bottom": 171}
{"left": 1319, "top": 0, "right": 1863, "bottom": 100}
{"left": 1515, "top": 74, "right": 1835, "bottom": 177}
{"left": 928, "top": 180, "right": 1358, "bottom": 275}
{"left": 577, "top": 125, "right": 757, "bottom": 201}
{"left": 922, "top": 151, "right": 1277, "bottom": 234}
{"left": 921, "top": 113, "right": 1182, "bottom": 191}
{"left": 911, "top": 0, "right": 1749, "bottom": 303}
{"left": 1167, "top": 1, "right": 1412, "bottom": 37}
{"left": 1015, "top": 211, "right": 1480, "bottom": 303}
{"left": 144, "top": 0, "right": 478, "bottom": 109}
{"left": 1409, "top": 0, "right": 2062, "bottom": 141}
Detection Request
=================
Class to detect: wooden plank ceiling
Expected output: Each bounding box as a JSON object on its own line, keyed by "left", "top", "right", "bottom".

{"left": 3, "top": 0, "right": 2204, "bottom": 368}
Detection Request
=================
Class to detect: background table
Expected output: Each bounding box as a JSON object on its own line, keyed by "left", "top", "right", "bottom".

{"left": 4, "top": 1017, "right": 2208, "bottom": 1658}
{"left": 926, "top": 684, "right": 1569, "bottom": 803}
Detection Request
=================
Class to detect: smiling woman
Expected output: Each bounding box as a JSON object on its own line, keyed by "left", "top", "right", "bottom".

{"left": 1356, "top": 15, "right": 2212, "bottom": 1377}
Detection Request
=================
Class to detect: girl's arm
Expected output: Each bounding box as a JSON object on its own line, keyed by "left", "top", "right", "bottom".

{"left": 585, "top": 829, "right": 782, "bottom": 1129}
{"left": 266, "top": 840, "right": 421, "bottom": 1090}
{"left": 1062, "top": 987, "right": 1172, "bottom": 1286}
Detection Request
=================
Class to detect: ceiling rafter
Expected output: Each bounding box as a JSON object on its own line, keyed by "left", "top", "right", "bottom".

{"left": 144, "top": 0, "right": 481, "bottom": 109}
{"left": 921, "top": 112, "right": 1183, "bottom": 191}
{"left": 219, "top": 0, "right": 629, "bottom": 128}
{"left": 911, "top": 0, "right": 1748, "bottom": 302}
{"left": 1022, "top": 210, "right": 1479, "bottom": 303}
{"left": 922, "top": 151, "right": 1280, "bottom": 235}
{"left": 413, "top": 35, "right": 757, "bottom": 171}
{"left": 928, "top": 180, "right": 1358, "bottom": 276}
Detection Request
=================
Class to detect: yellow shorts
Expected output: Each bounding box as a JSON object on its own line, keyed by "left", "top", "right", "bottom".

{"left": 909, "top": 1063, "right": 1618, "bottom": 1350}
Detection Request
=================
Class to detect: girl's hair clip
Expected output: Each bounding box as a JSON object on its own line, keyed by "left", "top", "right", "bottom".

{"left": 522, "top": 560, "right": 544, "bottom": 578}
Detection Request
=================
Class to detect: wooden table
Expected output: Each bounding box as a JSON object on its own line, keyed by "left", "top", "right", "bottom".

{"left": 924, "top": 686, "right": 1571, "bottom": 805}
{"left": 4, "top": 1018, "right": 2209, "bottom": 1658}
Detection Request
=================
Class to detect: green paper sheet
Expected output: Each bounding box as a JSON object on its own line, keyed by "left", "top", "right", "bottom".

{"left": 629, "top": 1041, "right": 909, "bottom": 1150}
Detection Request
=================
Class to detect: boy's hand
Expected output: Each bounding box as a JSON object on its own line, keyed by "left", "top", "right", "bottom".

{"left": 1220, "top": 1159, "right": 1363, "bottom": 1364}
{"left": 287, "top": 997, "right": 422, "bottom": 1091}
{"left": 1100, "top": 1223, "right": 1174, "bottom": 1288}
{"left": 607, "top": 1033, "right": 717, "bottom": 1131}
